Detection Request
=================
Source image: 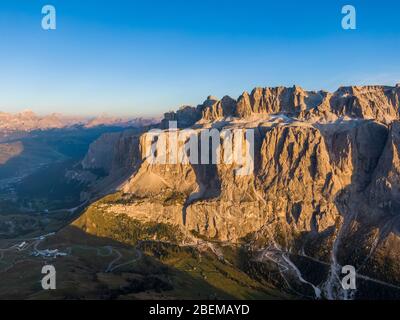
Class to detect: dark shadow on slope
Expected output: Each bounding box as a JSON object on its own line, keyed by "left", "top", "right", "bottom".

{"left": 312, "top": 120, "right": 400, "bottom": 298}
{"left": 0, "top": 224, "right": 280, "bottom": 300}
{"left": 0, "top": 127, "right": 128, "bottom": 213}
{"left": 181, "top": 130, "right": 222, "bottom": 225}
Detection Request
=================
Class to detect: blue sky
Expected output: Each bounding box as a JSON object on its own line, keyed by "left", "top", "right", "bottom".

{"left": 0, "top": 0, "right": 399, "bottom": 116}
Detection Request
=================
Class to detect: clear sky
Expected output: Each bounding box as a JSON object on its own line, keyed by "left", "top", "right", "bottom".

{"left": 0, "top": 0, "right": 399, "bottom": 117}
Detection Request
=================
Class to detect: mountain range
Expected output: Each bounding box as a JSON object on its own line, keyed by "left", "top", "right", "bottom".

{"left": 2, "top": 84, "right": 400, "bottom": 299}
{"left": 0, "top": 109, "right": 159, "bottom": 133}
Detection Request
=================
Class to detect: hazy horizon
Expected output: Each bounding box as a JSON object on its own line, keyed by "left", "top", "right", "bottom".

{"left": 1, "top": 0, "right": 399, "bottom": 117}
{"left": 2, "top": 81, "right": 400, "bottom": 118}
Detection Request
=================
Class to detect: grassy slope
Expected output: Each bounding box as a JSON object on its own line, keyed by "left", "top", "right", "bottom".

{"left": 62, "top": 194, "right": 287, "bottom": 299}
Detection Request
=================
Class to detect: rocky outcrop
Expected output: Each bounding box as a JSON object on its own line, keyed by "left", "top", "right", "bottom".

{"left": 330, "top": 86, "right": 400, "bottom": 123}
{"left": 236, "top": 86, "right": 325, "bottom": 118}
{"left": 73, "top": 129, "right": 144, "bottom": 197}
{"left": 202, "top": 95, "right": 237, "bottom": 120}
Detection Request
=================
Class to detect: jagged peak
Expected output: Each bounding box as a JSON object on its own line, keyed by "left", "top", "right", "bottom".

{"left": 220, "top": 95, "right": 236, "bottom": 102}
{"left": 206, "top": 95, "right": 218, "bottom": 101}
{"left": 335, "top": 84, "right": 397, "bottom": 94}
{"left": 162, "top": 83, "right": 400, "bottom": 127}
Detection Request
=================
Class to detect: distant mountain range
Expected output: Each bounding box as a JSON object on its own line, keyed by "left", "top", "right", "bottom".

{"left": 0, "top": 109, "right": 160, "bottom": 133}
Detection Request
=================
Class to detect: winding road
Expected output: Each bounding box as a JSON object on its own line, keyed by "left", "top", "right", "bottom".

{"left": 0, "top": 232, "right": 143, "bottom": 276}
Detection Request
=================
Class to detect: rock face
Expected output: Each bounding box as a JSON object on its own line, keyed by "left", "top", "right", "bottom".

{"left": 202, "top": 95, "right": 237, "bottom": 120}
{"left": 118, "top": 119, "right": 341, "bottom": 241}
{"left": 329, "top": 86, "right": 400, "bottom": 123}
{"left": 69, "top": 129, "right": 145, "bottom": 198}
{"left": 82, "top": 84, "right": 400, "bottom": 299}
{"left": 368, "top": 121, "right": 400, "bottom": 216}
{"left": 235, "top": 86, "right": 325, "bottom": 118}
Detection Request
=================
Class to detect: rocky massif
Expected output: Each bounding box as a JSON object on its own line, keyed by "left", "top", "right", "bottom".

{"left": 77, "top": 84, "right": 400, "bottom": 299}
